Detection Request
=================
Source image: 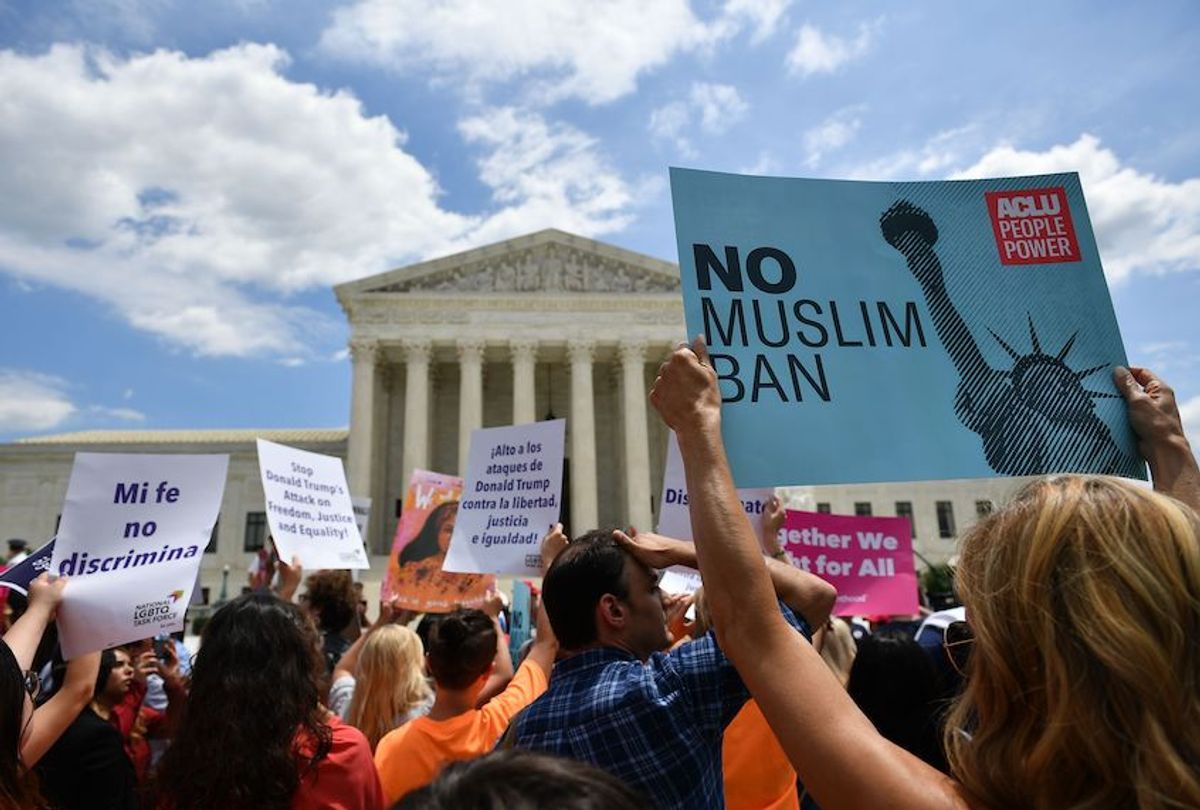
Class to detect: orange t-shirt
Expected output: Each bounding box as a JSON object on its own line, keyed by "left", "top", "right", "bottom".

{"left": 723, "top": 699, "right": 799, "bottom": 810}
{"left": 374, "top": 658, "right": 549, "bottom": 804}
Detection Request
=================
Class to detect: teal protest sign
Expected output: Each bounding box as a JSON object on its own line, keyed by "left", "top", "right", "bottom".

{"left": 669, "top": 168, "right": 1143, "bottom": 487}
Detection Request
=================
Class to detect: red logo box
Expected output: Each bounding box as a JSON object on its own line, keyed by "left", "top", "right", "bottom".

{"left": 985, "top": 186, "right": 1081, "bottom": 265}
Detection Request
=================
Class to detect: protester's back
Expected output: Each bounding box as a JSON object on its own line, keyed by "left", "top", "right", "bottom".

{"left": 154, "top": 592, "right": 382, "bottom": 810}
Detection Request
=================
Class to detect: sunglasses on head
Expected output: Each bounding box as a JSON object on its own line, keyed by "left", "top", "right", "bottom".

{"left": 943, "top": 620, "right": 973, "bottom": 676}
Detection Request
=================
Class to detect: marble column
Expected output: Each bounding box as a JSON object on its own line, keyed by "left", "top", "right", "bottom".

{"left": 567, "top": 340, "right": 598, "bottom": 531}
{"left": 619, "top": 341, "right": 653, "bottom": 530}
{"left": 457, "top": 338, "right": 486, "bottom": 473}
{"left": 347, "top": 340, "right": 378, "bottom": 508}
{"left": 401, "top": 339, "right": 432, "bottom": 489}
{"left": 510, "top": 339, "right": 539, "bottom": 425}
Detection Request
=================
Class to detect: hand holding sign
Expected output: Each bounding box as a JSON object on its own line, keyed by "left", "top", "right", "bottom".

{"left": 650, "top": 337, "right": 722, "bottom": 436}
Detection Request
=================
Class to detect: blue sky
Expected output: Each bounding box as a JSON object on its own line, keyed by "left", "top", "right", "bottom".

{"left": 1, "top": 0, "right": 1198, "bottom": 445}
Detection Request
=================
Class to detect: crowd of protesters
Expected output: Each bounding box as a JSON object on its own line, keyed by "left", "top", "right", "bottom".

{"left": 1, "top": 355, "right": 1198, "bottom": 809}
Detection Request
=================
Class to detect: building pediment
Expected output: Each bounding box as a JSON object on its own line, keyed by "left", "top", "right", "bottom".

{"left": 335, "top": 229, "right": 680, "bottom": 302}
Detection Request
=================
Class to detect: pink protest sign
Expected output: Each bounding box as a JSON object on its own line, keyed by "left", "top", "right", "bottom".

{"left": 780, "top": 510, "right": 918, "bottom": 617}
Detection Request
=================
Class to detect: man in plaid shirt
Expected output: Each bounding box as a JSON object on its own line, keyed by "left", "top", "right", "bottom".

{"left": 511, "top": 527, "right": 835, "bottom": 809}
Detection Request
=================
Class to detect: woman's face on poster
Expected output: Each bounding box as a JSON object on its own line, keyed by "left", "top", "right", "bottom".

{"left": 437, "top": 511, "right": 456, "bottom": 552}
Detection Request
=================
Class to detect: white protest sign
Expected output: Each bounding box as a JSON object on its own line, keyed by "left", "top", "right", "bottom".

{"left": 656, "top": 432, "right": 773, "bottom": 594}
{"left": 351, "top": 496, "right": 371, "bottom": 582}
{"left": 443, "top": 419, "right": 565, "bottom": 576}
{"left": 256, "top": 439, "right": 369, "bottom": 570}
{"left": 52, "top": 453, "right": 228, "bottom": 658}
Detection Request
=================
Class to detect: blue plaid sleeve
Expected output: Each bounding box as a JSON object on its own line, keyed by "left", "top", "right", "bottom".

{"left": 662, "top": 599, "right": 812, "bottom": 738}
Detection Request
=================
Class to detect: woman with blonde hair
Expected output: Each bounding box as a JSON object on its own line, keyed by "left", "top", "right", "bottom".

{"left": 342, "top": 625, "right": 431, "bottom": 751}
{"left": 652, "top": 341, "right": 1200, "bottom": 810}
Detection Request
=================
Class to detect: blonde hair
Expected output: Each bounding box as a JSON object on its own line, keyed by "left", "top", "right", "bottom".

{"left": 346, "top": 625, "right": 431, "bottom": 750}
{"left": 945, "top": 476, "right": 1200, "bottom": 809}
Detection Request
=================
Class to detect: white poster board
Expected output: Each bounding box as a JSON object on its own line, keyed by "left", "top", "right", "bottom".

{"left": 443, "top": 419, "right": 565, "bottom": 576}
{"left": 52, "top": 452, "right": 228, "bottom": 658}
{"left": 256, "top": 439, "right": 369, "bottom": 570}
{"left": 656, "top": 433, "right": 773, "bottom": 594}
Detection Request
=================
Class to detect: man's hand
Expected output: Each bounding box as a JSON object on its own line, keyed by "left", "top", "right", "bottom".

{"left": 650, "top": 336, "right": 722, "bottom": 436}
{"left": 761, "top": 496, "right": 786, "bottom": 556}
{"left": 26, "top": 573, "right": 67, "bottom": 616}
{"left": 540, "top": 522, "right": 568, "bottom": 572}
{"left": 613, "top": 528, "right": 697, "bottom": 570}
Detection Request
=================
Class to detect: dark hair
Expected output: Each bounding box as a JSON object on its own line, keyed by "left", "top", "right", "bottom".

{"left": 540, "top": 530, "right": 630, "bottom": 650}
{"left": 93, "top": 649, "right": 119, "bottom": 699}
{"left": 399, "top": 502, "right": 459, "bottom": 565}
{"left": 847, "top": 630, "right": 948, "bottom": 771}
{"left": 0, "top": 641, "right": 41, "bottom": 808}
{"left": 154, "top": 593, "right": 331, "bottom": 810}
{"left": 303, "top": 570, "right": 356, "bottom": 633}
{"left": 394, "top": 750, "right": 649, "bottom": 810}
{"left": 416, "top": 613, "right": 442, "bottom": 651}
{"left": 425, "top": 609, "right": 496, "bottom": 690}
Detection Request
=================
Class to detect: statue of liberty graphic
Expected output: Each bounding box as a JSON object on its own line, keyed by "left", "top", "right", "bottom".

{"left": 879, "top": 200, "right": 1140, "bottom": 477}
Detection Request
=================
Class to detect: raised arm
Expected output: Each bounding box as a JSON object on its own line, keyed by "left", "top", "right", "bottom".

{"left": 1116, "top": 366, "right": 1200, "bottom": 510}
{"left": 475, "top": 594, "right": 516, "bottom": 707}
{"left": 613, "top": 529, "right": 835, "bottom": 630}
{"left": 332, "top": 601, "right": 395, "bottom": 683}
{"left": 649, "top": 337, "right": 964, "bottom": 810}
{"left": 21, "top": 650, "right": 100, "bottom": 767}
{"left": 521, "top": 523, "right": 564, "bottom": 678}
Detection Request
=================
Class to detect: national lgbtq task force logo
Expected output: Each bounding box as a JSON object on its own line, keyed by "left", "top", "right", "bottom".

{"left": 133, "top": 592, "right": 184, "bottom": 628}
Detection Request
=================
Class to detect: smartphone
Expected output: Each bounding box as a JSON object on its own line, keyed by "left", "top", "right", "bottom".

{"left": 153, "top": 637, "right": 169, "bottom": 660}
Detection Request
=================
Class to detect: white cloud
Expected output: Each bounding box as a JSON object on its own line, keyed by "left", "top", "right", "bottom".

{"left": 649, "top": 82, "right": 747, "bottom": 155}
{"left": 319, "top": 0, "right": 786, "bottom": 105}
{"left": 88, "top": 405, "right": 146, "bottom": 422}
{"left": 721, "top": 0, "right": 792, "bottom": 42}
{"left": 786, "top": 20, "right": 879, "bottom": 77}
{"left": 951, "top": 134, "right": 1200, "bottom": 283}
{"left": 319, "top": 0, "right": 716, "bottom": 105}
{"left": 803, "top": 108, "right": 862, "bottom": 167}
{"left": 0, "top": 44, "right": 642, "bottom": 358}
{"left": 0, "top": 371, "right": 76, "bottom": 432}
{"left": 457, "top": 107, "right": 636, "bottom": 244}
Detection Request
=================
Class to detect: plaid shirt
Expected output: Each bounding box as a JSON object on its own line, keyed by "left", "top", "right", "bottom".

{"left": 512, "top": 602, "right": 810, "bottom": 810}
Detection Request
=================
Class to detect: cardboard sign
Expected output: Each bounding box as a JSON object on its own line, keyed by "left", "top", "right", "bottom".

{"left": 256, "top": 439, "right": 369, "bottom": 570}
{"left": 382, "top": 469, "right": 494, "bottom": 612}
{"left": 0, "top": 539, "right": 55, "bottom": 595}
{"left": 670, "top": 168, "right": 1143, "bottom": 487}
{"left": 657, "top": 432, "right": 773, "bottom": 595}
{"left": 780, "top": 509, "right": 918, "bottom": 617}
{"left": 443, "top": 419, "right": 565, "bottom": 577}
{"left": 51, "top": 452, "right": 228, "bottom": 657}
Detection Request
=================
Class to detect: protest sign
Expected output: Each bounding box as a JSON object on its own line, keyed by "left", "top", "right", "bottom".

{"left": 256, "top": 439, "right": 369, "bottom": 570}
{"left": 0, "top": 539, "right": 54, "bottom": 595}
{"left": 351, "top": 497, "right": 371, "bottom": 583}
{"left": 657, "top": 432, "right": 773, "bottom": 594}
{"left": 780, "top": 509, "right": 918, "bottom": 617}
{"left": 670, "top": 168, "right": 1143, "bottom": 487}
{"left": 508, "top": 579, "right": 534, "bottom": 667}
{"left": 383, "top": 469, "right": 494, "bottom": 612}
{"left": 51, "top": 453, "right": 228, "bottom": 657}
{"left": 443, "top": 419, "right": 565, "bottom": 577}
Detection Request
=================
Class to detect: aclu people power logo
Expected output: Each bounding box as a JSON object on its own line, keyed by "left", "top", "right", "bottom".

{"left": 133, "top": 592, "right": 185, "bottom": 628}
{"left": 985, "top": 187, "right": 1081, "bottom": 265}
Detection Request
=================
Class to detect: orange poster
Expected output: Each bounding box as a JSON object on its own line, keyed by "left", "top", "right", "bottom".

{"left": 382, "top": 469, "right": 495, "bottom": 611}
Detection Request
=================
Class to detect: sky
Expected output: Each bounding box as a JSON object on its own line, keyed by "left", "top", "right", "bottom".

{"left": 1, "top": 0, "right": 1198, "bottom": 446}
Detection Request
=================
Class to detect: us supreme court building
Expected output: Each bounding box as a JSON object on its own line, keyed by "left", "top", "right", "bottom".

{"left": 0, "top": 230, "right": 1022, "bottom": 602}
